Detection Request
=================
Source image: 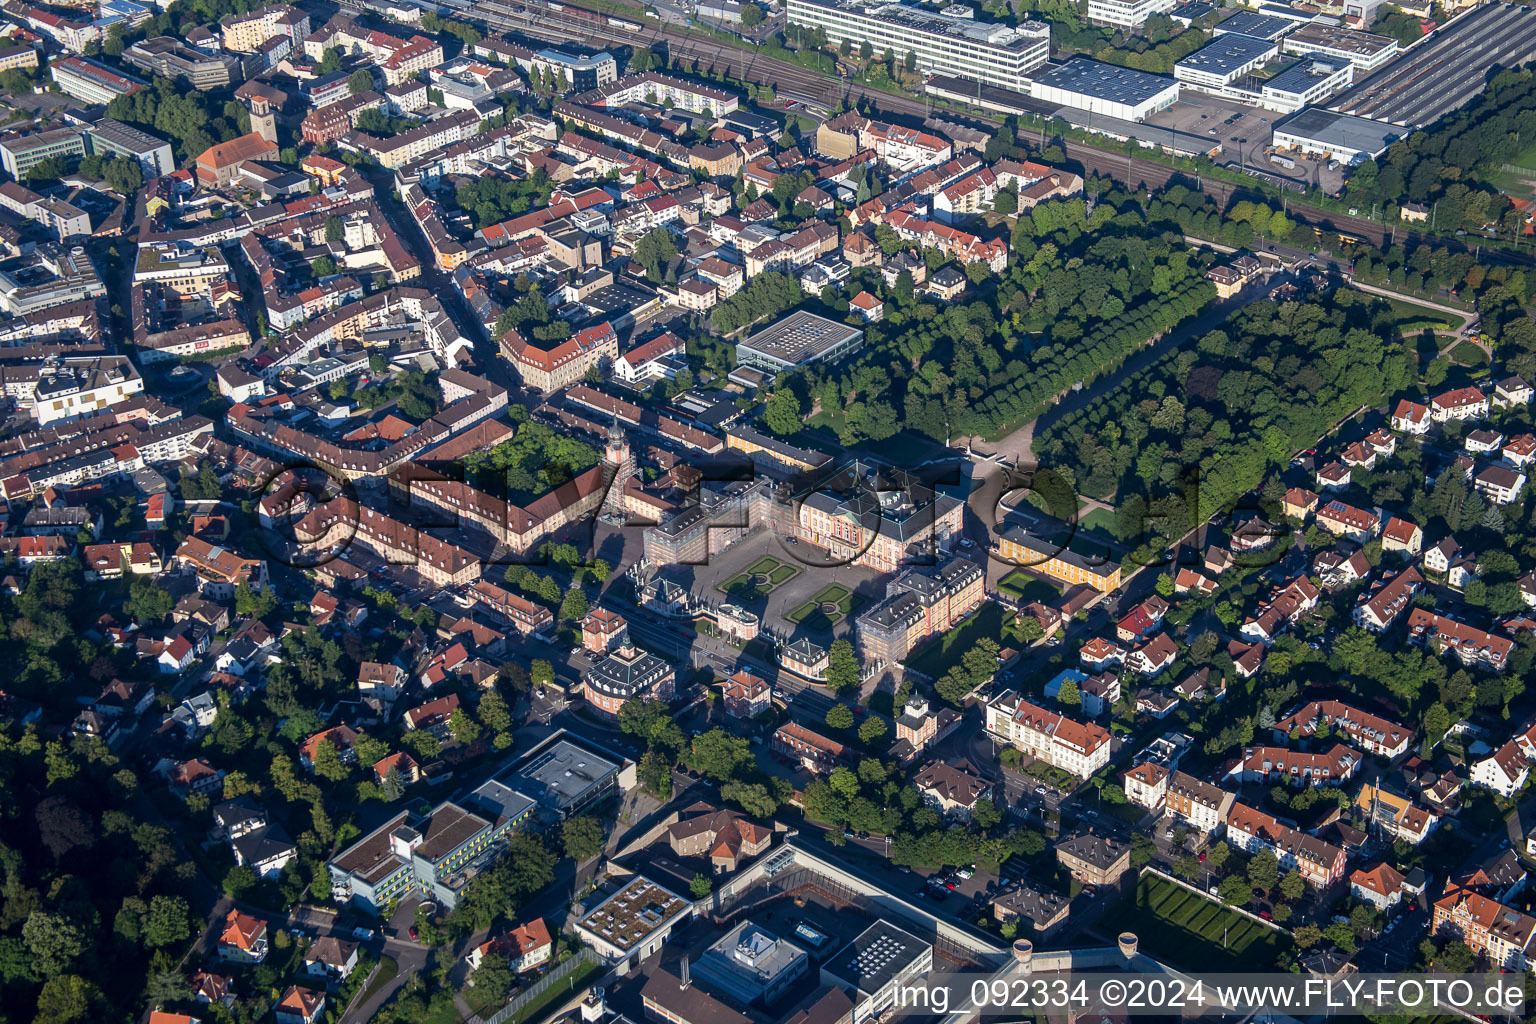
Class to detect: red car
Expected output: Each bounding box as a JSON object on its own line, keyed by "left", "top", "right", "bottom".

{"left": 1198, "top": 852, "right": 1207, "bottom": 862}
{"left": 1259, "top": 910, "right": 1272, "bottom": 921}
{"left": 408, "top": 926, "right": 419, "bottom": 940}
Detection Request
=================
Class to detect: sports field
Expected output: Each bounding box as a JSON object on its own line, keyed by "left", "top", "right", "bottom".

{"left": 1112, "top": 874, "right": 1289, "bottom": 972}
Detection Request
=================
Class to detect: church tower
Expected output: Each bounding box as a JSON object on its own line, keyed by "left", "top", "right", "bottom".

{"left": 602, "top": 422, "right": 633, "bottom": 516}
{"left": 248, "top": 95, "right": 277, "bottom": 147}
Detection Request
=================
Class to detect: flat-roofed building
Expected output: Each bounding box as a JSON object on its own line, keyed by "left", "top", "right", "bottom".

{"left": 1086, "top": 0, "right": 1175, "bottom": 29}
{"left": 786, "top": 0, "right": 1049, "bottom": 92}
{"left": 1272, "top": 106, "right": 1400, "bottom": 164}
{"left": 506, "top": 733, "right": 627, "bottom": 819}
{"left": 692, "top": 921, "right": 809, "bottom": 1006}
{"left": 1212, "top": 11, "right": 1298, "bottom": 40}
{"left": 574, "top": 876, "right": 692, "bottom": 964}
{"left": 1174, "top": 34, "right": 1279, "bottom": 90}
{"left": 89, "top": 119, "right": 175, "bottom": 177}
{"left": 50, "top": 56, "right": 145, "bottom": 105}
{"left": 1260, "top": 55, "right": 1353, "bottom": 114}
{"left": 820, "top": 922, "right": 932, "bottom": 1024}
{"left": 1029, "top": 58, "right": 1180, "bottom": 122}
{"left": 1281, "top": 23, "right": 1399, "bottom": 71}
{"left": 0, "top": 126, "right": 86, "bottom": 179}
{"left": 326, "top": 780, "right": 534, "bottom": 911}
{"left": 736, "top": 311, "right": 864, "bottom": 374}
{"left": 124, "top": 36, "right": 245, "bottom": 90}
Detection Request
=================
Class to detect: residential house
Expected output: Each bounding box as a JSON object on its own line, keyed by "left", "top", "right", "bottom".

{"left": 1282, "top": 487, "right": 1319, "bottom": 520}
{"left": 218, "top": 909, "right": 268, "bottom": 963}
{"left": 1381, "top": 516, "right": 1422, "bottom": 556}
{"left": 912, "top": 758, "right": 992, "bottom": 821}
{"left": 1228, "top": 744, "right": 1361, "bottom": 787}
{"left": 1390, "top": 399, "right": 1430, "bottom": 434}
{"left": 985, "top": 691, "right": 1111, "bottom": 778}
{"left": 466, "top": 918, "right": 554, "bottom": 972}
{"left": 1353, "top": 566, "right": 1425, "bottom": 632}
{"left": 1225, "top": 802, "right": 1345, "bottom": 887}
{"left": 990, "top": 881, "right": 1070, "bottom": 940}
{"left": 1055, "top": 832, "right": 1132, "bottom": 887}
{"left": 1475, "top": 465, "right": 1526, "bottom": 506}
{"left": 1431, "top": 885, "right": 1536, "bottom": 971}
{"left": 304, "top": 937, "right": 359, "bottom": 981}
{"left": 298, "top": 725, "right": 359, "bottom": 772}
{"left": 1124, "top": 762, "right": 1170, "bottom": 810}
{"left": 666, "top": 802, "right": 772, "bottom": 872}
{"left": 1494, "top": 376, "right": 1533, "bottom": 408}
{"left": 1466, "top": 429, "right": 1505, "bottom": 455}
{"left": 1315, "top": 462, "right": 1351, "bottom": 491}
{"left": 1166, "top": 770, "right": 1235, "bottom": 834}
{"left": 1406, "top": 609, "right": 1514, "bottom": 672}
{"left": 1126, "top": 633, "right": 1177, "bottom": 677}
{"left": 1275, "top": 699, "right": 1411, "bottom": 758}
{"left": 771, "top": 722, "right": 848, "bottom": 774}
{"left": 1351, "top": 862, "right": 1407, "bottom": 910}
{"left": 722, "top": 670, "right": 771, "bottom": 719}
{"left": 1430, "top": 386, "right": 1489, "bottom": 422}
{"left": 274, "top": 985, "right": 325, "bottom": 1024}
{"left": 1315, "top": 500, "right": 1380, "bottom": 542}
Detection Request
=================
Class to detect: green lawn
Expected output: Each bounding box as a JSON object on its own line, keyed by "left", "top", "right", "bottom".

{"left": 785, "top": 583, "right": 862, "bottom": 631}
{"left": 1076, "top": 506, "right": 1120, "bottom": 545}
{"left": 997, "top": 570, "right": 1061, "bottom": 604}
{"left": 1111, "top": 875, "right": 1290, "bottom": 973}
{"left": 355, "top": 955, "right": 397, "bottom": 1008}
{"left": 1449, "top": 341, "right": 1490, "bottom": 366}
{"left": 719, "top": 556, "right": 799, "bottom": 600}
{"left": 903, "top": 601, "right": 1011, "bottom": 679}
{"left": 509, "top": 960, "right": 603, "bottom": 1024}
{"left": 1381, "top": 296, "right": 1454, "bottom": 334}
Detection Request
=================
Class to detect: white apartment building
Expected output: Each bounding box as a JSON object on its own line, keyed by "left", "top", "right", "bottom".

{"left": 14, "top": 356, "right": 145, "bottom": 427}
{"left": 134, "top": 242, "right": 231, "bottom": 299}
{"left": 786, "top": 0, "right": 1050, "bottom": 92}
{"left": 1087, "top": 0, "right": 1175, "bottom": 30}
{"left": 985, "top": 690, "right": 1111, "bottom": 778}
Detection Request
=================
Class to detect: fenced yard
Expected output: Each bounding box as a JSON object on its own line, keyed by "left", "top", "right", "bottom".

{"left": 1113, "top": 874, "right": 1289, "bottom": 973}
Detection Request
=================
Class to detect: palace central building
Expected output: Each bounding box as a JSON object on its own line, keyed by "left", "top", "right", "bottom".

{"left": 786, "top": 0, "right": 1050, "bottom": 92}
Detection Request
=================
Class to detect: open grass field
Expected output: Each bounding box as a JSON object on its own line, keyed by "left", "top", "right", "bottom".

{"left": 903, "top": 601, "right": 1010, "bottom": 679}
{"left": 1112, "top": 874, "right": 1290, "bottom": 973}
{"left": 719, "top": 556, "right": 800, "bottom": 600}
{"left": 1076, "top": 506, "right": 1121, "bottom": 545}
{"left": 997, "top": 570, "right": 1061, "bottom": 604}
{"left": 1449, "top": 341, "right": 1490, "bottom": 367}
{"left": 1381, "top": 296, "right": 1455, "bottom": 335}
{"left": 785, "top": 583, "right": 862, "bottom": 631}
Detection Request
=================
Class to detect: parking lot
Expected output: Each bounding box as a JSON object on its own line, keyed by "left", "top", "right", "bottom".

{"left": 1148, "top": 93, "right": 1352, "bottom": 194}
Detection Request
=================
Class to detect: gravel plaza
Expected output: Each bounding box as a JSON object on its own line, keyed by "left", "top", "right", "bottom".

{"left": 680, "top": 529, "right": 885, "bottom": 642}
